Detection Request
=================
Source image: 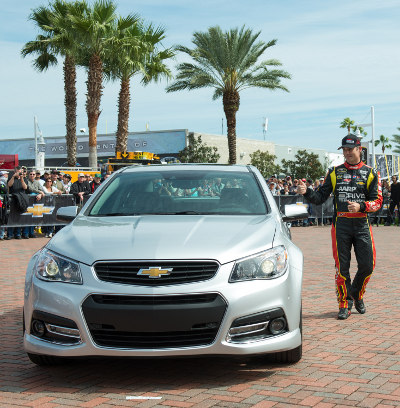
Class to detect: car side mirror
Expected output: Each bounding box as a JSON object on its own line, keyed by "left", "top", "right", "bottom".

{"left": 56, "top": 206, "right": 78, "bottom": 222}
{"left": 281, "top": 204, "right": 309, "bottom": 222}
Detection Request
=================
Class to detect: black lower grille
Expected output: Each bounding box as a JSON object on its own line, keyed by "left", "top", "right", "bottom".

{"left": 82, "top": 293, "right": 227, "bottom": 349}
{"left": 89, "top": 328, "right": 218, "bottom": 348}
{"left": 93, "top": 261, "right": 219, "bottom": 286}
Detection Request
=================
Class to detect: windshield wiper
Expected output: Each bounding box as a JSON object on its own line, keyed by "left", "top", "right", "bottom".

{"left": 94, "top": 212, "right": 140, "bottom": 216}
{"left": 167, "top": 211, "right": 202, "bottom": 215}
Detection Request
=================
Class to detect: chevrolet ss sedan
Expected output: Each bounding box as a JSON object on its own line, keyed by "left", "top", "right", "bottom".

{"left": 23, "top": 164, "right": 307, "bottom": 365}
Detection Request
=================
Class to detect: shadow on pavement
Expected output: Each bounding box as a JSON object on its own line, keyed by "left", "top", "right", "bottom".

{"left": 1, "top": 307, "right": 277, "bottom": 393}
{"left": 303, "top": 311, "right": 337, "bottom": 319}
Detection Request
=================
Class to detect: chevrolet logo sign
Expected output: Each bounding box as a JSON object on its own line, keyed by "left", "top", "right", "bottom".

{"left": 137, "top": 267, "right": 173, "bottom": 278}
{"left": 23, "top": 204, "right": 55, "bottom": 217}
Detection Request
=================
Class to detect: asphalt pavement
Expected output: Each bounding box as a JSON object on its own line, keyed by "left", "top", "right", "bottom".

{"left": 1, "top": 225, "right": 400, "bottom": 407}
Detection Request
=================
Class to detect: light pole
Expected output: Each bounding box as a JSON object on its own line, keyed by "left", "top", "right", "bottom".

{"left": 34, "top": 116, "right": 46, "bottom": 170}
{"left": 355, "top": 106, "right": 375, "bottom": 167}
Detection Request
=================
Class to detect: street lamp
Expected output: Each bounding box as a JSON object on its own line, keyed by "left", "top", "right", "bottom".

{"left": 354, "top": 106, "right": 375, "bottom": 167}
{"left": 34, "top": 116, "right": 46, "bottom": 170}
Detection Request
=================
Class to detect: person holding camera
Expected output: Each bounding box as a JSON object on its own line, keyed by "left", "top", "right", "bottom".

{"left": 6, "top": 166, "right": 28, "bottom": 239}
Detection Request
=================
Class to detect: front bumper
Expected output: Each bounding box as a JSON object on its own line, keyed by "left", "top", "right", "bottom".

{"left": 24, "top": 260, "right": 302, "bottom": 357}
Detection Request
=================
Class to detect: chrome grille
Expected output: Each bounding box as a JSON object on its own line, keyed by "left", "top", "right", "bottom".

{"left": 94, "top": 261, "right": 219, "bottom": 286}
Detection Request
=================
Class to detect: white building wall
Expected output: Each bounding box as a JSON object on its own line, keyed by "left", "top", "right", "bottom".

{"left": 193, "top": 132, "right": 275, "bottom": 164}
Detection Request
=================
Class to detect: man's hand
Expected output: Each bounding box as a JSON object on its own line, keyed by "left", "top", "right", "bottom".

{"left": 297, "top": 179, "right": 307, "bottom": 195}
{"left": 347, "top": 200, "right": 361, "bottom": 213}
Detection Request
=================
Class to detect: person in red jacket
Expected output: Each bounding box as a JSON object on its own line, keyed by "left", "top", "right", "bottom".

{"left": 297, "top": 134, "right": 382, "bottom": 320}
{"left": 90, "top": 173, "right": 102, "bottom": 193}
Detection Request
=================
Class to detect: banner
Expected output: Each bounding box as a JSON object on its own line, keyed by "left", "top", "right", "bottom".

{"left": 4, "top": 194, "right": 90, "bottom": 227}
{"left": 373, "top": 154, "right": 396, "bottom": 179}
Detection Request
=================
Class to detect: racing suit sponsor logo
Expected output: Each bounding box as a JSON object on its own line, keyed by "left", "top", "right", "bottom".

{"left": 338, "top": 191, "right": 365, "bottom": 202}
{"left": 338, "top": 186, "right": 357, "bottom": 192}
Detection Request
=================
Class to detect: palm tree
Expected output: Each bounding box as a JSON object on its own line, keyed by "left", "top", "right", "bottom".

{"left": 69, "top": 0, "right": 140, "bottom": 168}
{"left": 104, "top": 23, "right": 174, "bottom": 153}
{"left": 391, "top": 126, "right": 400, "bottom": 154}
{"left": 340, "top": 117, "right": 354, "bottom": 135}
{"left": 375, "top": 134, "right": 392, "bottom": 154}
{"left": 21, "top": 0, "right": 85, "bottom": 167}
{"left": 166, "top": 25, "right": 291, "bottom": 164}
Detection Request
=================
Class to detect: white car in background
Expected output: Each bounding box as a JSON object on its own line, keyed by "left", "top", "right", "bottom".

{"left": 23, "top": 164, "right": 306, "bottom": 365}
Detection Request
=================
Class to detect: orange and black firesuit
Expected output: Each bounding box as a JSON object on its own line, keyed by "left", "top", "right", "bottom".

{"left": 304, "top": 161, "right": 382, "bottom": 309}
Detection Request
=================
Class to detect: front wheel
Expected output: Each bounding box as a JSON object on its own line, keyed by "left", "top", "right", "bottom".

{"left": 267, "top": 344, "right": 302, "bottom": 364}
{"left": 265, "top": 307, "right": 302, "bottom": 364}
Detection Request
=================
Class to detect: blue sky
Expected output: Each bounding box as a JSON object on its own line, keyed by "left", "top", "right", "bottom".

{"left": 1, "top": 0, "right": 399, "bottom": 153}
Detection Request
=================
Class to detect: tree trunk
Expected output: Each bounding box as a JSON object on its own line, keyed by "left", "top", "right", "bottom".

{"left": 64, "top": 55, "right": 77, "bottom": 167}
{"left": 86, "top": 53, "right": 103, "bottom": 169}
{"left": 115, "top": 78, "right": 131, "bottom": 154}
{"left": 223, "top": 90, "right": 240, "bottom": 164}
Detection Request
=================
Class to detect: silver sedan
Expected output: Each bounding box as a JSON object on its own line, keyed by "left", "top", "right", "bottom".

{"left": 23, "top": 164, "right": 307, "bottom": 365}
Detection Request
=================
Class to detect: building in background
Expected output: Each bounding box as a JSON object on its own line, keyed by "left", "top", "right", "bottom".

{"left": 0, "top": 129, "right": 397, "bottom": 178}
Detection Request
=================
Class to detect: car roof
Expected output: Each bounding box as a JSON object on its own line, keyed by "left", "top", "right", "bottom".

{"left": 120, "top": 164, "right": 252, "bottom": 174}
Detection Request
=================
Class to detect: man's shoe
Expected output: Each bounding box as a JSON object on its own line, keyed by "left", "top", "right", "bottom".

{"left": 15, "top": 236, "right": 22, "bottom": 239}
{"left": 5, "top": 236, "right": 13, "bottom": 240}
{"left": 354, "top": 299, "right": 366, "bottom": 314}
{"left": 347, "top": 299, "right": 353, "bottom": 311}
{"left": 22, "top": 236, "right": 29, "bottom": 239}
{"left": 29, "top": 234, "right": 36, "bottom": 238}
{"left": 338, "top": 308, "right": 351, "bottom": 320}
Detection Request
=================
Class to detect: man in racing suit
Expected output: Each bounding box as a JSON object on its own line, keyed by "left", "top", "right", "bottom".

{"left": 297, "top": 134, "right": 382, "bottom": 320}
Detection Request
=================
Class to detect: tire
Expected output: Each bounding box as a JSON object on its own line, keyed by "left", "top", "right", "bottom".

{"left": 27, "top": 353, "right": 64, "bottom": 366}
{"left": 267, "top": 344, "right": 302, "bottom": 364}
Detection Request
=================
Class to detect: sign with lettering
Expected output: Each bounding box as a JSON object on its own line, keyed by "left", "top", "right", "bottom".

{"left": 0, "top": 130, "right": 187, "bottom": 160}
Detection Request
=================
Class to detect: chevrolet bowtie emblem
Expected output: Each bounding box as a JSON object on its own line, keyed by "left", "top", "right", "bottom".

{"left": 24, "top": 204, "right": 54, "bottom": 217}
{"left": 137, "top": 267, "right": 173, "bottom": 278}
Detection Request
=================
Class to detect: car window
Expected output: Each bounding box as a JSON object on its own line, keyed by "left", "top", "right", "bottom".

{"left": 88, "top": 170, "right": 268, "bottom": 216}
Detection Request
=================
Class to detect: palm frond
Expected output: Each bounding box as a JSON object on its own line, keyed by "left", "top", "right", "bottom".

{"left": 168, "top": 25, "right": 290, "bottom": 99}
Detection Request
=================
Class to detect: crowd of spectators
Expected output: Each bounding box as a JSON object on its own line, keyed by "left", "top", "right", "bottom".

{"left": 265, "top": 175, "right": 329, "bottom": 226}
{"left": 0, "top": 166, "right": 108, "bottom": 240}
{"left": 1, "top": 167, "right": 398, "bottom": 240}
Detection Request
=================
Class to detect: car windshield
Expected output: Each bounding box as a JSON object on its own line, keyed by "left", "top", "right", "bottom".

{"left": 88, "top": 169, "right": 268, "bottom": 216}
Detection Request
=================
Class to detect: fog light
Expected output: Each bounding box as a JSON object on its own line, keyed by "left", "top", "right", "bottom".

{"left": 269, "top": 317, "right": 286, "bottom": 335}
{"left": 31, "top": 320, "right": 46, "bottom": 337}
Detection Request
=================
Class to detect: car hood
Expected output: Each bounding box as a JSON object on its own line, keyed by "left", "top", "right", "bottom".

{"left": 48, "top": 215, "right": 277, "bottom": 265}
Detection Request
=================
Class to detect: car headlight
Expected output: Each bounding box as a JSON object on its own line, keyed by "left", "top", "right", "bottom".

{"left": 35, "top": 249, "right": 82, "bottom": 284}
{"left": 229, "top": 246, "right": 288, "bottom": 282}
